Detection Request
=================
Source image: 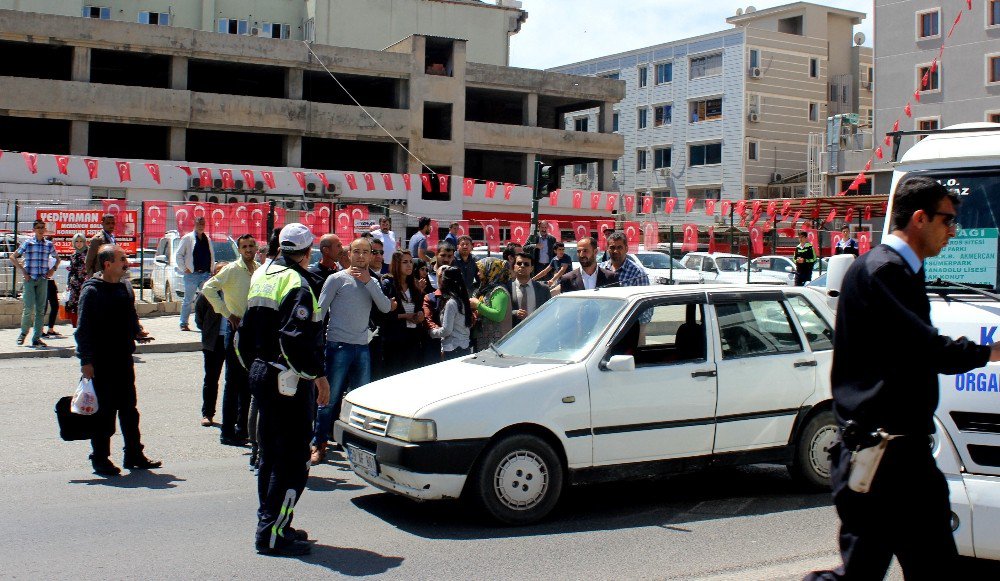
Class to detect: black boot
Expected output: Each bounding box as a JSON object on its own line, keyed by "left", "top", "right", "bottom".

{"left": 90, "top": 454, "right": 121, "bottom": 476}
{"left": 123, "top": 454, "right": 162, "bottom": 470}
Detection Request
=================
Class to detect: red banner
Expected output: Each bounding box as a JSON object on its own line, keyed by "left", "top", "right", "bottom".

{"left": 830, "top": 231, "right": 844, "bottom": 257}
{"left": 382, "top": 173, "right": 394, "bottom": 191}
{"left": 624, "top": 194, "right": 636, "bottom": 214}
{"left": 720, "top": 200, "right": 731, "bottom": 217}
{"left": 685, "top": 198, "right": 695, "bottom": 213}
{"left": 84, "top": 158, "right": 100, "bottom": 180}
{"left": 198, "top": 167, "right": 212, "bottom": 186}
{"left": 262, "top": 171, "right": 276, "bottom": 190}
{"left": 623, "top": 222, "right": 640, "bottom": 252}
{"left": 240, "top": 169, "right": 255, "bottom": 187}
{"left": 858, "top": 231, "right": 872, "bottom": 254}
{"left": 145, "top": 163, "right": 161, "bottom": 184}
{"left": 705, "top": 199, "right": 716, "bottom": 215}
{"left": 682, "top": 224, "right": 699, "bottom": 252}
{"left": 335, "top": 209, "right": 352, "bottom": 239}
{"left": 605, "top": 193, "right": 618, "bottom": 212}
{"left": 363, "top": 173, "right": 376, "bottom": 191}
{"left": 37, "top": 208, "right": 137, "bottom": 255}
{"left": 595, "top": 219, "right": 615, "bottom": 250}
{"left": 454, "top": 220, "right": 469, "bottom": 237}
{"left": 438, "top": 174, "right": 450, "bottom": 193}
{"left": 503, "top": 183, "right": 515, "bottom": 200}
{"left": 482, "top": 219, "right": 501, "bottom": 252}
{"left": 642, "top": 195, "right": 653, "bottom": 214}
{"left": 218, "top": 168, "right": 233, "bottom": 190}
{"left": 642, "top": 222, "right": 658, "bottom": 249}
{"left": 573, "top": 221, "right": 590, "bottom": 242}
{"left": 749, "top": 226, "right": 764, "bottom": 256}
{"left": 463, "top": 178, "right": 475, "bottom": 197}
{"left": 346, "top": 173, "right": 359, "bottom": 191}
{"left": 144, "top": 201, "right": 168, "bottom": 239}
{"left": 315, "top": 172, "right": 330, "bottom": 191}
{"left": 114, "top": 161, "right": 131, "bottom": 183}
{"left": 549, "top": 189, "right": 560, "bottom": 206}
{"left": 572, "top": 190, "right": 584, "bottom": 209}
{"left": 249, "top": 203, "right": 269, "bottom": 241}
{"left": 402, "top": 173, "right": 412, "bottom": 191}
{"left": 735, "top": 200, "right": 747, "bottom": 216}
{"left": 173, "top": 204, "right": 195, "bottom": 234}
{"left": 55, "top": 155, "right": 70, "bottom": 175}
{"left": 590, "top": 192, "right": 601, "bottom": 210}
{"left": 485, "top": 181, "right": 497, "bottom": 199}
{"left": 21, "top": 152, "right": 38, "bottom": 174}
{"left": 509, "top": 221, "right": 530, "bottom": 245}
{"left": 292, "top": 171, "right": 307, "bottom": 189}
{"left": 428, "top": 220, "right": 439, "bottom": 248}
{"left": 664, "top": 197, "right": 677, "bottom": 214}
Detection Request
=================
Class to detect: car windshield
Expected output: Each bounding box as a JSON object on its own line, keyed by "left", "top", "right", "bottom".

{"left": 716, "top": 257, "right": 747, "bottom": 271}
{"left": 213, "top": 240, "right": 237, "bottom": 262}
{"left": 495, "top": 296, "right": 625, "bottom": 362}
{"left": 636, "top": 252, "right": 682, "bottom": 270}
{"left": 561, "top": 246, "right": 579, "bottom": 263}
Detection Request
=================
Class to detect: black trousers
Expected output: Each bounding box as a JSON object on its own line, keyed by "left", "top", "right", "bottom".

{"left": 45, "top": 279, "right": 58, "bottom": 328}
{"left": 89, "top": 358, "right": 144, "bottom": 461}
{"left": 201, "top": 336, "right": 225, "bottom": 419}
{"left": 795, "top": 266, "right": 814, "bottom": 286}
{"left": 220, "top": 339, "right": 251, "bottom": 439}
{"left": 251, "top": 360, "right": 313, "bottom": 549}
{"left": 806, "top": 438, "right": 957, "bottom": 580}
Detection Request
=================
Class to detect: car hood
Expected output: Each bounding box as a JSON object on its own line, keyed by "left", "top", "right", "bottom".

{"left": 645, "top": 267, "right": 700, "bottom": 279}
{"left": 345, "top": 354, "right": 566, "bottom": 418}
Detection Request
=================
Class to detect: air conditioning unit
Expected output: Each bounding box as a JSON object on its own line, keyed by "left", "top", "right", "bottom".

{"left": 749, "top": 67, "right": 762, "bottom": 78}
{"left": 325, "top": 182, "right": 337, "bottom": 194}
{"left": 862, "top": 81, "right": 873, "bottom": 91}
{"left": 657, "top": 168, "right": 670, "bottom": 177}
{"left": 748, "top": 111, "right": 760, "bottom": 123}
{"left": 213, "top": 178, "right": 223, "bottom": 190}
{"left": 574, "top": 173, "right": 589, "bottom": 185}
{"left": 250, "top": 27, "right": 260, "bottom": 36}
{"left": 771, "top": 172, "right": 783, "bottom": 182}
{"left": 305, "top": 182, "right": 318, "bottom": 193}
{"left": 234, "top": 179, "right": 244, "bottom": 191}
{"left": 612, "top": 171, "right": 621, "bottom": 181}
{"left": 187, "top": 193, "right": 201, "bottom": 202}
{"left": 188, "top": 177, "right": 200, "bottom": 189}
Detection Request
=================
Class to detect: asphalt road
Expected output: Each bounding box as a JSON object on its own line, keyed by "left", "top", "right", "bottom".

{"left": 1, "top": 352, "right": 993, "bottom": 579}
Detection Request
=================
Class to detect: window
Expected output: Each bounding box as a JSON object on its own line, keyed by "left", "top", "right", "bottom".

{"left": 653, "top": 147, "right": 672, "bottom": 169}
{"left": 637, "top": 149, "right": 648, "bottom": 171}
{"left": 749, "top": 49, "right": 760, "bottom": 69}
{"left": 261, "top": 23, "right": 291, "bottom": 39}
{"left": 917, "top": 117, "right": 940, "bottom": 140}
{"left": 610, "top": 301, "right": 707, "bottom": 366}
{"left": 864, "top": 66, "right": 874, "bottom": 88}
{"left": 638, "top": 66, "right": 648, "bottom": 88}
{"left": 612, "top": 112, "right": 619, "bottom": 132}
{"left": 808, "top": 103, "right": 819, "bottom": 122}
{"left": 989, "top": 55, "right": 1000, "bottom": 85}
{"left": 789, "top": 296, "right": 833, "bottom": 352}
{"left": 810, "top": 58, "right": 819, "bottom": 78}
{"left": 218, "top": 18, "right": 249, "bottom": 35}
{"left": 689, "top": 143, "right": 722, "bottom": 167}
{"left": 82, "top": 6, "right": 111, "bottom": 19}
{"left": 654, "top": 104, "right": 672, "bottom": 126}
{"left": 690, "top": 98, "right": 722, "bottom": 122}
{"left": 748, "top": 141, "right": 758, "bottom": 161}
{"left": 989, "top": 112, "right": 1000, "bottom": 123}
{"left": 655, "top": 62, "right": 673, "bottom": 84}
{"left": 637, "top": 108, "right": 648, "bottom": 129}
{"left": 991, "top": 1, "right": 1000, "bottom": 27}
{"left": 612, "top": 158, "right": 619, "bottom": 172}
{"left": 573, "top": 163, "right": 587, "bottom": 175}
{"left": 689, "top": 53, "right": 723, "bottom": 79}
{"left": 918, "top": 64, "right": 940, "bottom": 92}
{"left": 602, "top": 71, "right": 620, "bottom": 80}
{"left": 917, "top": 9, "right": 941, "bottom": 39}
{"left": 574, "top": 117, "right": 589, "bottom": 132}
{"left": 715, "top": 300, "right": 802, "bottom": 359}
{"left": 138, "top": 11, "right": 170, "bottom": 25}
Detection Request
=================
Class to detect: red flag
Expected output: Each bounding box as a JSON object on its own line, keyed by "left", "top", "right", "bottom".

{"left": 810, "top": 205, "right": 821, "bottom": 220}
{"left": 100, "top": 200, "right": 127, "bottom": 237}
{"left": 363, "top": 173, "right": 376, "bottom": 191}
{"left": 547, "top": 220, "right": 562, "bottom": 239}
{"left": 463, "top": 178, "right": 475, "bottom": 197}
{"left": 864, "top": 159, "right": 872, "bottom": 172}
{"left": 914, "top": 89, "right": 922, "bottom": 103}
{"left": 605, "top": 193, "right": 619, "bottom": 212}
{"left": 781, "top": 201, "right": 791, "bottom": 216}
{"left": 751, "top": 200, "right": 761, "bottom": 216}
{"left": 904, "top": 103, "right": 912, "bottom": 118}
{"left": 291, "top": 171, "right": 306, "bottom": 189}
{"left": 642, "top": 195, "right": 653, "bottom": 214}
{"left": 347, "top": 205, "right": 369, "bottom": 222}
{"left": 208, "top": 203, "right": 230, "bottom": 241}
{"left": 948, "top": 9, "right": 963, "bottom": 38}
{"left": 766, "top": 200, "right": 777, "bottom": 217}
{"left": 144, "top": 201, "right": 168, "bottom": 238}
{"left": 402, "top": 173, "right": 413, "bottom": 191}
{"left": 220, "top": 168, "right": 234, "bottom": 190}
{"left": 454, "top": 221, "right": 469, "bottom": 236}
{"left": 84, "top": 158, "right": 100, "bottom": 179}
{"left": 345, "top": 173, "right": 359, "bottom": 191}
{"left": 485, "top": 181, "right": 497, "bottom": 199}
{"left": 420, "top": 174, "right": 431, "bottom": 192}
{"left": 503, "top": 183, "right": 515, "bottom": 200}
{"left": 931, "top": 59, "right": 938, "bottom": 73}
{"left": 273, "top": 206, "right": 287, "bottom": 230}
{"left": 623, "top": 222, "right": 640, "bottom": 252}
{"left": 197, "top": 167, "right": 212, "bottom": 187}
{"left": 858, "top": 231, "right": 872, "bottom": 254}
{"left": 241, "top": 169, "right": 255, "bottom": 187}
{"left": 681, "top": 224, "right": 699, "bottom": 252}
{"left": 664, "top": 197, "right": 677, "bottom": 214}
{"left": 830, "top": 231, "right": 844, "bottom": 257}
{"left": 642, "top": 222, "right": 658, "bottom": 249}
{"left": 145, "top": 163, "right": 161, "bottom": 184}
{"left": 438, "top": 174, "right": 450, "bottom": 193}
{"left": 590, "top": 192, "right": 601, "bottom": 210}
{"left": 735, "top": 200, "right": 747, "bottom": 216}
{"left": 21, "top": 152, "right": 38, "bottom": 174}
{"left": 792, "top": 210, "right": 803, "bottom": 224}
{"left": 335, "top": 209, "right": 352, "bottom": 239}
{"left": 230, "top": 202, "right": 251, "bottom": 233}
{"left": 825, "top": 209, "right": 837, "bottom": 224}
{"left": 482, "top": 219, "right": 501, "bottom": 252}
{"left": 312, "top": 203, "right": 332, "bottom": 236}
{"left": 624, "top": 194, "right": 636, "bottom": 214}
{"left": 595, "top": 219, "right": 615, "bottom": 250}
{"left": 763, "top": 221, "right": 773, "bottom": 233}
{"left": 509, "top": 221, "right": 530, "bottom": 245}
{"left": 885, "top": 134, "right": 892, "bottom": 147}
{"left": 749, "top": 226, "right": 764, "bottom": 255}
{"left": 115, "top": 161, "right": 132, "bottom": 183}
{"left": 708, "top": 226, "right": 717, "bottom": 254}
{"left": 874, "top": 147, "right": 884, "bottom": 160}
{"left": 382, "top": 173, "right": 394, "bottom": 191}
{"left": 720, "top": 200, "right": 732, "bottom": 217}
{"left": 864, "top": 205, "right": 872, "bottom": 220}
{"left": 705, "top": 199, "right": 716, "bottom": 215}
{"left": 261, "top": 171, "right": 276, "bottom": 190}
{"left": 892, "top": 119, "right": 900, "bottom": 133}
{"left": 549, "top": 189, "right": 560, "bottom": 207}
{"left": 857, "top": 173, "right": 867, "bottom": 185}
{"left": 178, "top": 165, "right": 192, "bottom": 176}
{"left": 572, "top": 190, "right": 584, "bottom": 209}
{"left": 173, "top": 204, "right": 195, "bottom": 234}
{"left": 740, "top": 214, "right": 749, "bottom": 227}
{"left": 807, "top": 229, "right": 819, "bottom": 249}
{"left": 848, "top": 179, "right": 860, "bottom": 191}
{"left": 844, "top": 207, "right": 855, "bottom": 223}
{"left": 55, "top": 155, "right": 69, "bottom": 175}
{"left": 249, "top": 203, "right": 268, "bottom": 241}
{"left": 573, "top": 221, "right": 591, "bottom": 242}
{"left": 315, "top": 172, "right": 330, "bottom": 190}
{"left": 685, "top": 198, "right": 695, "bottom": 213}
{"left": 428, "top": 220, "right": 439, "bottom": 248}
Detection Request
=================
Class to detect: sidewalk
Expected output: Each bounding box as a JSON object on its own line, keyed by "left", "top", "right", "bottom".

{"left": 0, "top": 314, "right": 202, "bottom": 360}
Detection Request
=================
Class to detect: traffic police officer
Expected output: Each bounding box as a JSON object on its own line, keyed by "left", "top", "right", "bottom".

{"left": 236, "top": 223, "right": 330, "bottom": 557}
{"left": 793, "top": 230, "right": 817, "bottom": 286}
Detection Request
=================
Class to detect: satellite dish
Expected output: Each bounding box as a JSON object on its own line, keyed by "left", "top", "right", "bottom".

{"left": 746, "top": 6, "right": 756, "bottom": 13}
{"left": 854, "top": 32, "right": 866, "bottom": 46}
{"left": 736, "top": 7, "right": 744, "bottom": 15}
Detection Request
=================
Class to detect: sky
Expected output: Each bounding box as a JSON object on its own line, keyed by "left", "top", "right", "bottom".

{"left": 507, "top": 0, "right": 874, "bottom": 70}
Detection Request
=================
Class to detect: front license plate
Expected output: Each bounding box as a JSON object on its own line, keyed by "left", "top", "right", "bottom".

{"left": 347, "top": 445, "right": 379, "bottom": 477}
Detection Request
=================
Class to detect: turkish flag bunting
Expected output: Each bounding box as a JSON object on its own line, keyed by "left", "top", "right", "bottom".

{"left": 420, "top": 174, "right": 431, "bottom": 192}
{"left": 740, "top": 214, "right": 749, "bottom": 227}
{"left": 463, "top": 178, "right": 475, "bottom": 197}
{"left": 503, "top": 183, "right": 515, "bottom": 200}
{"left": 145, "top": 163, "right": 161, "bottom": 184}
{"left": 595, "top": 219, "right": 615, "bottom": 251}
{"left": 856, "top": 173, "right": 867, "bottom": 185}
{"left": 241, "top": 169, "right": 255, "bottom": 187}
{"left": 292, "top": 171, "right": 306, "bottom": 189}
{"left": 590, "top": 192, "right": 601, "bottom": 210}
{"left": 623, "top": 222, "right": 641, "bottom": 253}
{"left": 642, "top": 195, "right": 653, "bottom": 214}
{"left": 885, "top": 134, "right": 892, "bottom": 147}
{"left": 173, "top": 203, "right": 195, "bottom": 234}
{"left": 198, "top": 167, "right": 213, "bottom": 186}
{"left": 116, "top": 161, "right": 131, "bottom": 183}
{"left": 229, "top": 202, "right": 251, "bottom": 234}
{"left": 100, "top": 199, "right": 128, "bottom": 236}
{"left": 705, "top": 199, "right": 716, "bottom": 215}
{"left": 735, "top": 200, "right": 747, "bottom": 216}
{"left": 708, "top": 226, "right": 717, "bottom": 254}
{"left": 438, "top": 174, "right": 450, "bottom": 193}
{"left": 830, "top": 231, "right": 844, "bottom": 257}
{"left": 781, "top": 201, "right": 792, "bottom": 216}
{"left": 752, "top": 200, "right": 762, "bottom": 216}
{"left": 931, "top": 58, "right": 938, "bottom": 73}
{"left": 605, "top": 193, "right": 618, "bottom": 212}
{"left": 681, "top": 224, "right": 699, "bottom": 252}
{"left": 749, "top": 226, "right": 764, "bottom": 255}
{"left": 858, "top": 231, "right": 872, "bottom": 254}
{"left": 948, "top": 10, "right": 962, "bottom": 38}
{"left": 482, "top": 219, "right": 501, "bottom": 252}
{"left": 21, "top": 152, "right": 38, "bottom": 174}
{"left": 573, "top": 221, "right": 590, "bottom": 242}
{"left": 382, "top": 173, "right": 394, "bottom": 191}
{"left": 454, "top": 221, "right": 469, "bottom": 236}
{"left": 83, "top": 158, "right": 99, "bottom": 179}
{"left": 402, "top": 173, "right": 413, "bottom": 191}
{"left": 874, "top": 147, "right": 884, "bottom": 160}
{"left": 811, "top": 206, "right": 821, "bottom": 219}
{"left": 428, "top": 220, "right": 439, "bottom": 248}
{"left": 763, "top": 221, "right": 773, "bottom": 233}
{"left": 864, "top": 205, "right": 872, "bottom": 220}
{"left": 208, "top": 203, "right": 230, "bottom": 241}
{"left": 685, "top": 198, "right": 696, "bottom": 213}
{"left": 509, "top": 221, "right": 530, "bottom": 245}
{"left": 642, "top": 222, "right": 658, "bottom": 249}
{"left": 572, "top": 190, "right": 584, "bottom": 209}
{"left": 144, "top": 201, "right": 168, "bottom": 238}
{"left": 345, "top": 173, "right": 359, "bottom": 190}
{"left": 248, "top": 203, "right": 269, "bottom": 241}
{"left": 55, "top": 155, "right": 69, "bottom": 175}
{"left": 220, "top": 169, "right": 234, "bottom": 190}
{"left": 904, "top": 103, "right": 912, "bottom": 118}
{"left": 363, "top": 173, "right": 376, "bottom": 191}
{"left": 261, "top": 171, "right": 276, "bottom": 190}
{"left": 273, "top": 206, "right": 287, "bottom": 230}
{"left": 806, "top": 229, "right": 818, "bottom": 248}
{"left": 485, "top": 181, "right": 497, "bottom": 199}
{"left": 178, "top": 165, "right": 192, "bottom": 176}
{"left": 914, "top": 89, "right": 922, "bottom": 103}
{"left": 549, "top": 189, "right": 560, "bottom": 206}
{"left": 190, "top": 202, "right": 209, "bottom": 226}
{"left": 825, "top": 209, "right": 837, "bottom": 224}
{"left": 792, "top": 210, "right": 803, "bottom": 224}
{"left": 335, "top": 209, "right": 352, "bottom": 239}
{"left": 721, "top": 200, "right": 732, "bottom": 216}
{"left": 664, "top": 197, "right": 677, "bottom": 214}
{"left": 766, "top": 200, "right": 777, "bottom": 216}
{"left": 844, "top": 207, "right": 855, "bottom": 223}
{"left": 315, "top": 172, "right": 330, "bottom": 190}
{"left": 848, "top": 179, "right": 860, "bottom": 191}
{"left": 347, "top": 205, "right": 369, "bottom": 222}
{"left": 624, "top": 194, "right": 636, "bottom": 214}
{"left": 864, "top": 159, "right": 872, "bottom": 172}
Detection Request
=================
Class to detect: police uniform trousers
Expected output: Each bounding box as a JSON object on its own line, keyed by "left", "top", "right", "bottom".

{"left": 90, "top": 356, "right": 144, "bottom": 460}
{"left": 806, "top": 437, "right": 956, "bottom": 580}
{"left": 220, "top": 340, "right": 251, "bottom": 440}
{"left": 250, "top": 360, "right": 313, "bottom": 549}
{"left": 795, "top": 265, "right": 813, "bottom": 287}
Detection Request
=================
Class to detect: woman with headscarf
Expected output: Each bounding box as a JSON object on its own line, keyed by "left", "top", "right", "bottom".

{"left": 430, "top": 266, "right": 473, "bottom": 359}
{"left": 470, "top": 257, "right": 512, "bottom": 351}
{"left": 64, "top": 232, "right": 89, "bottom": 327}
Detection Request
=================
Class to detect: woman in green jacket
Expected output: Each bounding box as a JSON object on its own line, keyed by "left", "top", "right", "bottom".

{"left": 470, "top": 257, "right": 512, "bottom": 351}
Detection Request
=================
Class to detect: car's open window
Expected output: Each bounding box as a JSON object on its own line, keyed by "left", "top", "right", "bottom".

{"left": 606, "top": 298, "right": 707, "bottom": 367}
{"left": 496, "top": 296, "right": 625, "bottom": 362}
{"left": 788, "top": 295, "right": 833, "bottom": 352}
{"left": 715, "top": 299, "right": 802, "bottom": 359}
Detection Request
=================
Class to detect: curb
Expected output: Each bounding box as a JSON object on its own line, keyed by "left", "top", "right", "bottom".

{"left": 0, "top": 341, "right": 202, "bottom": 360}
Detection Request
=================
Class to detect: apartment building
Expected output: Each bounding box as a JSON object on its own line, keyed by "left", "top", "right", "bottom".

{"left": 550, "top": 2, "right": 871, "bottom": 223}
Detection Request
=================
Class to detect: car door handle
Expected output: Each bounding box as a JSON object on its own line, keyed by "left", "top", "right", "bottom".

{"left": 794, "top": 360, "right": 818, "bottom": 368}
{"left": 691, "top": 369, "right": 716, "bottom": 378}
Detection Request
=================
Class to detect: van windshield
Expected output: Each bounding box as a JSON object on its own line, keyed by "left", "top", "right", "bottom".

{"left": 904, "top": 169, "right": 1000, "bottom": 290}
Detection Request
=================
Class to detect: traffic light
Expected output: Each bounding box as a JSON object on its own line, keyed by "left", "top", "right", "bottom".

{"left": 536, "top": 165, "right": 553, "bottom": 200}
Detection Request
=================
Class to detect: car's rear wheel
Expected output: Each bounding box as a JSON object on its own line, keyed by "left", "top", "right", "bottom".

{"left": 791, "top": 409, "right": 837, "bottom": 489}
{"left": 471, "top": 434, "right": 563, "bottom": 525}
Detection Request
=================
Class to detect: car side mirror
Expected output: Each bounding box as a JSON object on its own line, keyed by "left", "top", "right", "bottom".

{"left": 785, "top": 266, "right": 794, "bottom": 273}
{"left": 603, "top": 355, "right": 635, "bottom": 372}
{"left": 155, "top": 255, "right": 167, "bottom": 264}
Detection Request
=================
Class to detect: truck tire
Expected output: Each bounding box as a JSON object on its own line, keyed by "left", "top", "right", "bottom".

{"left": 791, "top": 410, "right": 837, "bottom": 489}
{"left": 471, "top": 434, "right": 563, "bottom": 525}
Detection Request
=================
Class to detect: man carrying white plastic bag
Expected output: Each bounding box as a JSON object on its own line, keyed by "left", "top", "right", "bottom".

{"left": 71, "top": 377, "right": 98, "bottom": 415}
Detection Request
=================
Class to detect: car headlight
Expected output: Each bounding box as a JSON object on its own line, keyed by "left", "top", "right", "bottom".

{"left": 386, "top": 417, "right": 437, "bottom": 442}
{"left": 338, "top": 402, "right": 353, "bottom": 423}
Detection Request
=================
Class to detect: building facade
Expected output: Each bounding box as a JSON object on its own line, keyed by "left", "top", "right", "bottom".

{"left": 550, "top": 2, "right": 871, "bottom": 224}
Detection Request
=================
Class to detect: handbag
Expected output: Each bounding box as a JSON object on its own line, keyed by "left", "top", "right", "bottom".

{"left": 55, "top": 396, "right": 101, "bottom": 441}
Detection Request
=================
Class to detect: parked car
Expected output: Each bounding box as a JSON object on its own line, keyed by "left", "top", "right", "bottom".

{"left": 744, "top": 255, "right": 822, "bottom": 285}
{"left": 335, "top": 284, "right": 837, "bottom": 524}
{"left": 680, "top": 252, "right": 791, "bottom": 285}
{"left": 631, "top": 251, "right": 703, "bottom": 284}
{"left": 130, "top": 248, "right": 158, "bottom": 289}
{"left": 150, "top": 231, "right": 238, "bottom": 302}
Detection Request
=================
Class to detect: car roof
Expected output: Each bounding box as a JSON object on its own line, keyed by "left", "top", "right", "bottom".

{"left": 561, "top": 283, "right": 798, "bottom": 300}
{"left": 685, "top": 252, "right": 746, "bottom": 258}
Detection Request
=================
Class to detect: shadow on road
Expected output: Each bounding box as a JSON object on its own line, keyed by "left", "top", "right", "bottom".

{"left": 307, "top": 475, "right": 366, "bottom": 493}
{"left": 351, "top": 464, "right": 831, "bottom": 540}
{"left": 300, "top": 544, "right": 404, "bottom": 576}
{"left": 69, "top": 471, "right": 186, "bottom": 489}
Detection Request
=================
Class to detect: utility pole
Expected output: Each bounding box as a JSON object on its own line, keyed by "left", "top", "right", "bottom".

{"left": 529, "top": 161, "right": 551, "bottom": 243}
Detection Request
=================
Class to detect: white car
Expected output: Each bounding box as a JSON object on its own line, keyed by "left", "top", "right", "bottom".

{"left": 130, "top": 248, "right": 158, "bottom": 289}
{"left": 681, "top": 252, "right": 791, "bottom": 285}
{"left": 335, "top": 284, "right": 837, "bottom": 524}
{"left": 631, "top": 251, "right": 703, "bottom": 285}
{"left": 746, "top": 255, "right": 824, "bottom": 285}
{"left": 150, "top": 231, "right": 237, "bottom": 302}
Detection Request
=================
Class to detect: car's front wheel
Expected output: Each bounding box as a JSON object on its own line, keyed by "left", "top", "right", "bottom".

{"left": 791, "top": 409, "right": 837, "bottom": 489}
{"left": 471, "top": 434, "right": 563, "bottom": 525}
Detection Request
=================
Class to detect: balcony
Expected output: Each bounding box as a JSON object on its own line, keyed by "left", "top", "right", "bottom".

{"left": 465, "top": 121, "right": 623, "bottom": 159}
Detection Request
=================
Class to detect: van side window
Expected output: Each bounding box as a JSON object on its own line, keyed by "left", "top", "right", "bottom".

{"left": 156, "top": 238, "right": 168, "bottom": 257}
{"left": 608, "top": 300, "right": 706, "bottom": 366}
{"left": 789, "top": 295, "right": 834, "bottom": 351}
{"left": 715, "top": 300, "right": 803, "bottom": 359}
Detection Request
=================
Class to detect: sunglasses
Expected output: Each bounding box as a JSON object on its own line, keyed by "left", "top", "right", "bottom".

{"left": 371, "top": 250, "right": 384, "bottom": 255}
{"left": 515, "top": 261, "right": 532, "bottom": 267}
{"left": 928, "top": 210, "right": 959, "bottom": 229}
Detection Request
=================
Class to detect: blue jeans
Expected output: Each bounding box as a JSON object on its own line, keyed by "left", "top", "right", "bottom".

{"left": 180, "top": 271, "right": 211, "bottom": 327}
{"left": 313, "top": 341, "right": 371, "bottom": 447}
{"left": 20, "top": 278, "right": 48, "bottom": 341}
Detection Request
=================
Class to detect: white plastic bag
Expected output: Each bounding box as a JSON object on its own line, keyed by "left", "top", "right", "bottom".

{"left": 71, "top": 377, "right": 98, "bottom": 415}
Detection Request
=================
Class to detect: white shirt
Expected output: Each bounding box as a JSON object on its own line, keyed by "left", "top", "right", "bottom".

{"left": 581, "top": 267, "right": 598, "bottom": 290}
{"left": 373, "top": 228, "right": 396, "bottom": 265}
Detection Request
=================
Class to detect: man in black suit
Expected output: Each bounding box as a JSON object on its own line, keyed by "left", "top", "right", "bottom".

{"left": 808, "top": 176, "right": 1000, "bottom": 580}
{"left": 510, "top": 252, "right": 551, "bottom": 325}
{"left": 530, "top": 220, "right": 558, "bottom": 277}
{"left": 552, "top": 237, "right": 617, "bottom": 294}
